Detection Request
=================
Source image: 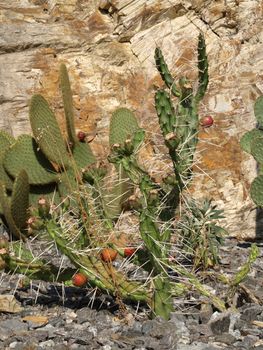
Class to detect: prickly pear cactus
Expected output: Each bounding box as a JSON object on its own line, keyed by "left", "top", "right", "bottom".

{"left": 0, "top": 64, "right": 98, "bottom": 237}
{"left": 240, "top": 96, "right": 263, "bottom": 207}
{"left": 251, "top": 175, "right": 263, "bottom": 207}
{"left": 109, "top": 108, "right": 139, "bottom": 146}
{"left": 29, "top": 94, "right": 71, "bottom": 169}
{"left": 3, "top": 135, "right": 58, "bottom": 185}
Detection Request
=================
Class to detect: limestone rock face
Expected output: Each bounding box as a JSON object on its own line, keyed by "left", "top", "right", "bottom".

{"left": 0, "top": 0, "right": 262, "bottom": 239}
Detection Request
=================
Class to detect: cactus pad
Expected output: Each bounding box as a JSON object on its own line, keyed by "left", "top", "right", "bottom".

{"left": 4, "top": 135, "right": 58, "bottom": 185}
{"left": 108, "top": 108, "right": 140, "bottom": 218}
{"left": 71, "top": 141, "right": 96, "bottom": 170}
{"left": 0, "top": 182, "right": 26, "bottom": 240}
{"left": 58, "top": 168, "right": 79, "bottom": 197}
{"left": 11, "top": 170, "right": 29, "bottom": 229}
{"left": 250, "top": 136, "right": 263, "bottom": 164}
{"left": 251, "top": 175, "right": 263, "bottom": 207}
{"left": 29, "top": 183, "right": 60, "bottom": 206}
{"left": 0, "top": 130, "right": 15, "bottom": 147}
{"left": 240, "top": 129, "right": 262, "bottom": 154}
{"left": 109, "top": 108, "right": 139, "bottom": 146}
{"left": 29, "top": 94, "right": 70, "bottom": 168}
{"left": 0, "top": 131, "right": 15, "bottom": 190}
{"left": 59, "top": 64, "right": 78, "bottom": 145}
{"left": 254, "top": 96, "right": 263, "bottom": 128}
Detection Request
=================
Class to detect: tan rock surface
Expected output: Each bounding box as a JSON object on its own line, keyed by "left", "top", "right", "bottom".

{"left": 0, "top": 0, "right": 262, "bottom": 238}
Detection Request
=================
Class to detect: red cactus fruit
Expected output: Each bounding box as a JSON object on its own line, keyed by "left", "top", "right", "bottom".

{"left": 72, "top": 273, "right": 88, "bottom": 287}
{"left": 77, "top": 131, "right": 86, "bottom": 142}
{"left": 100, "top": 248, "right": 117, "bottom": 262}
{"left": 124, "top": 247, "right": 136, "bottom": 257}
{"left": 200, "top": 115, "right": 214, "bottom": 128}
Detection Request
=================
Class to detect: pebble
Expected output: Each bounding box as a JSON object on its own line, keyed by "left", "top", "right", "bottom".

{"left": 0, "top": 238, "right": 263, "bottom": 349}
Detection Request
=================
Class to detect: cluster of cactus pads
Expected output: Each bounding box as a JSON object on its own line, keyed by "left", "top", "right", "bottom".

{"left": 0, "top": 33, "right": 222, "bottom": 320}
{"left": 240, "top": 96, "right": 263, "bottom": 207}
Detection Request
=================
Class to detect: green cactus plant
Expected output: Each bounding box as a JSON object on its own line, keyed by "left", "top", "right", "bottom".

{"left": 240, "top": 96, "right": 263, "bottom": 206}
{"left": 0, "top": 65, "right": 97, "bottom": 237}
{"left": 155, "top": 33, "right": 208, "bottom": 199}
{"left": 107, "top": 33, "right": 210, "bottom": 318}
{"left": 0, "top": 34, "right": 235, "bottom": 322}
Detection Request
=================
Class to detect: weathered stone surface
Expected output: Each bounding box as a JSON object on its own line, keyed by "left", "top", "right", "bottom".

{"left": 0, "top": 0, "right": 262, "bottom": 238}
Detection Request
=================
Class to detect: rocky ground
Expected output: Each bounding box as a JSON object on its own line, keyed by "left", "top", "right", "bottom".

{"left": 1, "top": 238, "right": 263, "bottom": 350}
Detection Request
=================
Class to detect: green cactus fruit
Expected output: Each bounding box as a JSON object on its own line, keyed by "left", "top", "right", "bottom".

{"left": 0, "top": 131, "right": 15, "bottom": 190}
{"left": 29, "top": 94, "right": 70, "bottom": 168}
{"left": 250, "top": 136, "right": 263, "bottom": 164}
{"left": 0, "top": 182, "right": 26, "bottom": 240}
{"left": 11, "top": 170, "right": 29, "bottom": 229}
{"left": 240, "top": 129, "right": 262, "bottom": 154}
{"left": 4, "top": 135, "right": 58, "bottom": 185}
{"left": 109, "top": 108, "right": 139, "bottom": 146}
{"left": 251, "top": 175, "right": 263, "bottom": 207}
{"left": 59, "top": 64, "right": 78, "bottom": 145}
{"left": 195, "top": 32, "right": 209, "bottom": 103}
{"left": 254, "top": 96, "right": 263, "bottom": 128}
{"left": 154, "top": 47, "right": 180, "bottom": 97}
{"left": 71, "top": 141, "right": 96, "bottom": 170}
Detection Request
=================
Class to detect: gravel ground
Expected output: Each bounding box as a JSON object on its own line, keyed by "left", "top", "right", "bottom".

{"left": 1, "top": 238, "right": 263, "bottom": 350}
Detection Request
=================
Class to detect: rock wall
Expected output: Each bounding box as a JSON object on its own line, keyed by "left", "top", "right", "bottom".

{"left": 0, "top": 0, "right": 262, "bottom": 239}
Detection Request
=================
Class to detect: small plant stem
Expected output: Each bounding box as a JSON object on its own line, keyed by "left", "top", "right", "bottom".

{"left": 226, "top": 243, "right": 259, "bottom": 300}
